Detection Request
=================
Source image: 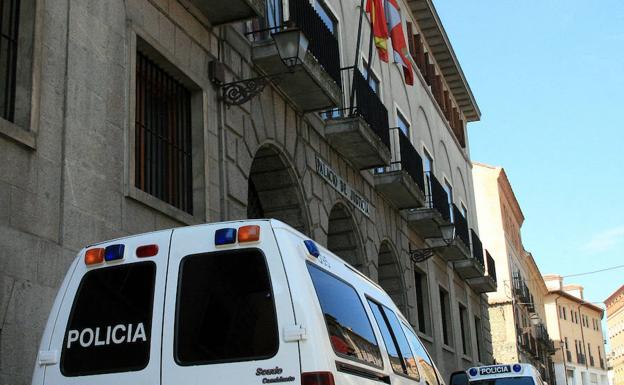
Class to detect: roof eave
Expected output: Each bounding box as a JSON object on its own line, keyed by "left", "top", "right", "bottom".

{"left": 407, "top": 0, "right": 481, "bottom": 122}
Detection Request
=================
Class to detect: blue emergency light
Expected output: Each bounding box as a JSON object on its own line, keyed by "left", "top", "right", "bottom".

{"left": 304, "top": 240, "right": 320, "bottom": 257}
{"left": 513, "top": 364, "right": 522, "bottom": 373}
{"left": 469, "top": 368, "right": 478, "bottom": 377}
{"left": 104, "top": 244, "right": 125, "bottom": 261}
{"left": 215, "top": 228, "right": 237, "bottom": 245}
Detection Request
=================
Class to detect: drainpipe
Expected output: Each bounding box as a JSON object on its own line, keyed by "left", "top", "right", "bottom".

{"left": 578, "top": 303, "right": 589, "bottom": 371}
{"left": 217, "top": 25, "right": 228, "bottom": 222}
{"left": 508, "top": 279, "right": 521, "bottom": 362}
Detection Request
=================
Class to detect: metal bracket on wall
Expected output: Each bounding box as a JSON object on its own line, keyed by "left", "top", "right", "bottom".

{"left": 220, "top": 72, "right": 289, "bottom": 106}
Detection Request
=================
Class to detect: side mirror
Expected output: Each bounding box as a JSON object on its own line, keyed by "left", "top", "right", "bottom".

{"left": 449, "top": 371, "right": 469, "bottom": 385}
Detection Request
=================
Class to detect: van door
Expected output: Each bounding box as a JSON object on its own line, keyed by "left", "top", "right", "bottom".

{"left": 161, "top": 223, "right": 301, "bottom": 385}
{"left": 41, "top": 230, "right": 172, "bottom": 385}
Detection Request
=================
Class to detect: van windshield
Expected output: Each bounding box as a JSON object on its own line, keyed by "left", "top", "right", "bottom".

{"left": 472, "top": 377, "right": 536, "bottom": 385}
{"left": 61, "top": 262, "right": 156, "bottom": 376}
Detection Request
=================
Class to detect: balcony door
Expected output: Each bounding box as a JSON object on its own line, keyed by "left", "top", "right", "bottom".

{"left": 444, "top": 179, "right": 454, "bottom": 222}
{"left": 423, "top": 150, "right": 433, "bottom": 202}
{"left": 266, "top": 0, "right": 283, "bottom": 29}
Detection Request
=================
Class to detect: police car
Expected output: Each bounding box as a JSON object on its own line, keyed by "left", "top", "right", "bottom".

{"left": 465, "top": 363, "right": 545, "bottom": 385}
{"left": 32, "top": 219, "right": 451, "bottom": 385}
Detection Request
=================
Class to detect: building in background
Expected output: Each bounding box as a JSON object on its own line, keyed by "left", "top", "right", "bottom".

{"left": 0, "top": 0, "right": 499, "bottom": 383}
{"left": 544, "top": 276, "right": 608, "bottom": 385}
{"left": 605, "top": 285, "right": 624, "bottom": 385}
{"left": 473, "top": 163, "right": 557, "bottom": 383}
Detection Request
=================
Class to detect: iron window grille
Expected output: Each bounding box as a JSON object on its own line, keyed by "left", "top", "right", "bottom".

{"left": 0, "top": 0, "right": 20, "bottom": 122}
{"left": 135, "top": 52, "right": 193, "bottom": 214}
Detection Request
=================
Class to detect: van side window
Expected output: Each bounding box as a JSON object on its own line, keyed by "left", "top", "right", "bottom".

{"left": 175, "top": 249, "right": 278, "bottom": 365}
{"left": 61, "top": 262, "right": 156, "bottom": 376}
{"left": 307, "top": 263, "right": 383, "bottom": 368}
{"left": 367, "top": 300, "right": 420, "bottom": 380}
{"left": 401, "top": 322, "right": 440, "bottom": 385}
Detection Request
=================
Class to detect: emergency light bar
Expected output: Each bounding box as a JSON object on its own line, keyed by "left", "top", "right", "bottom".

{"left": 215, "top": 225, "right": 261, "bottom": 246}
{"left": 85, "top": 243, "right": 160, "bottom": 266}
{"left": 304, "top": 240, "right": 320, "bottom": 257}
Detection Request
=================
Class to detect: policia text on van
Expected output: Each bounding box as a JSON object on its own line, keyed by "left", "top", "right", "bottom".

{"left": 450, "top": 363, "right": 547, "bottom": 385}
{"left": 33, "top": 219, "right": 459, "bottom": 385}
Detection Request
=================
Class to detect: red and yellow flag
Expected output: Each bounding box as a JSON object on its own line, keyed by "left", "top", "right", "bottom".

{"left": 366, "top": 0, "right": 389, "bottom": 62}
{"left": 386, "top": 0, "right": 414, "bottom": 85}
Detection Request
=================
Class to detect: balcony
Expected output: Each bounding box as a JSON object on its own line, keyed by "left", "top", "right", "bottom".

{"left": 455, "top": 229, "right": 486, "bottom": 279}
{"left": 535, "top": 323, "right": 556, "bottom": 355}
{"left": 525, "top": 292, "right": 536, "bottom": 313}
{"left": 373, "top": 128, "right": 426, "bottom": 209}
{"left": 578, "top": 353, "right": 586, "bottom": 365}
{"left": 468, "top": 250, "right": 497, "bottom": 293}
{"left": 188, "top": 0, "right": 264, "bottom": 25}
{"left": 513, "top": 274, "right": 532, "bottom": 305}
{"left": 406, "top": 172, "right": 451, "bottom": 238}
{"left": 325, "top": 67, "right": 391, "bottom": 169}
{"left": 251, "top": 0, "right": 341, "bottom": 112}
{"left": 530, "top": 336, "right": 538, "bottom": 357}
{"left": 435, "top": 204, "right": 471, "bottom": 261}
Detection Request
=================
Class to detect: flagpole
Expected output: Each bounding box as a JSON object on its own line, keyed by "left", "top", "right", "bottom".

{"left": 365, "top": 11, "right": 375, "bottom": 84}
{"left": 350, "top": 0, "right": 366, "bottom": 115}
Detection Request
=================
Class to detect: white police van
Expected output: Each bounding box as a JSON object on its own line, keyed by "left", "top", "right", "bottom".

{"left": 32, "top": 219, "right": 448, "bottom": 385}
{"left": 464, "top": 364, "right": 545, "bottom": 385}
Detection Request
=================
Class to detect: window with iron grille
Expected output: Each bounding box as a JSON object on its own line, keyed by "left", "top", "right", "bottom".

{"left": 0, "top": 0, "right": 21, "bottom": 122}
{"left": 135, "top": 52, "right": 193, "bottom": 214}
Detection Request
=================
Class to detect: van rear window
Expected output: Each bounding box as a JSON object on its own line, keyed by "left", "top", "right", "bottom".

{"left": 175, "top": 248, "right": 278, "bottom": 365}
{"left": 61, "top": 262, "right": 156, "bottom": 376}
{"left": 307, "top": 263, "right": 383, "bottom": 368}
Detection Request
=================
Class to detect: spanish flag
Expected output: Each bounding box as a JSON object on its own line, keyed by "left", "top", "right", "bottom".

{"left": 366, "top": 0, "right": 389, "bottom": 62}
{"left": 386, "top": 0, "right": 414, "bottom": 85}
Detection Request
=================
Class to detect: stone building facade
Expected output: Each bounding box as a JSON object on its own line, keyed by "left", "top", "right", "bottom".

{"left": 0, "top": 0, "right": 498, "bottom": 383}
{"left": 544, "top": 277, "right": 608, "bottom": 385}
{"left": 473, "top": 163, "right": 556, "bottom": 383}
{"left": 605, "top": 285, "right": 624, "bottom": 385}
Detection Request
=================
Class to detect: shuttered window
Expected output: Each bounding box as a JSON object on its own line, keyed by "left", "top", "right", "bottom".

{"left": 135, "top": 52, "right": 193, "bottom": 213}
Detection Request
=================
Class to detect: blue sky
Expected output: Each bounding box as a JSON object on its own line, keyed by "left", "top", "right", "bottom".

{"left": 432, "top": 1, "right": 624, "bottom": 314}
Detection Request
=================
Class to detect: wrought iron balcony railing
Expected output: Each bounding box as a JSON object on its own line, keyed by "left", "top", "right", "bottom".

{"left": 486, "top": 251, "right": 497, "bottom": 282}
{"left": 424, "top": 171, "right": 451, "bottom": 221}
{"left": 326, "top": 66, "right": 391, "bottom": 150}
{"left": 577, "top": 353, "right": 586, "bottom": 365}
{"left": 289, "top": 0, "right": 341, "bottom": 86}
{"left": 512, "top": 274, "right": 531, "bottom": 304}
{"left": 470, "top": 229, "right": 485, "bottom": 268}
{"left": 376, "top": 128, "right": 425, "bottom": 191}
{"left": 252, "top": 0, "right": 341, "bottom": 87}
{"left": 453, "top": 204, "right": 469, "bottom": 246}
